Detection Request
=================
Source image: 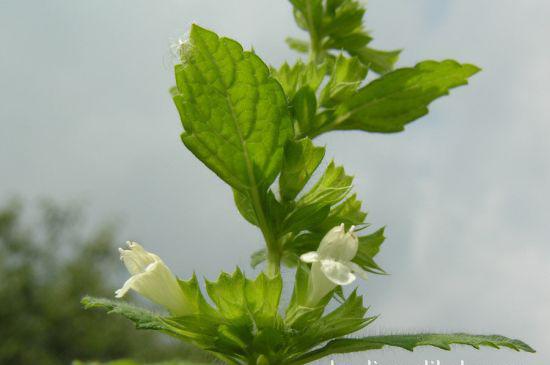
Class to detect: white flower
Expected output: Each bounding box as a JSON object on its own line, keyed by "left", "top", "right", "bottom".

{"left": 300, "top": 224, "right": 368, "bottom": 306}
{"left": 115, "top": 241, "right": 191, "bottom": 316}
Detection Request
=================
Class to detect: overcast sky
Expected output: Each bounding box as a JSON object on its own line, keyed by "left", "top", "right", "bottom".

{"left": 1, "top": 0, "right": 548, "bottom": 364}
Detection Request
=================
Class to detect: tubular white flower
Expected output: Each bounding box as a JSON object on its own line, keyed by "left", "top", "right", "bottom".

{"left": 300, "top": 224, "right": 368, "bottom": 306}
{"left": 115, "top": 241, "right": 191, "bottom": 316}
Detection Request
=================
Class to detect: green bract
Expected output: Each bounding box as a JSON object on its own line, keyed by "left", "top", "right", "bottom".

{"left": 83, "top": 1, "right": 535, "bottom": 364}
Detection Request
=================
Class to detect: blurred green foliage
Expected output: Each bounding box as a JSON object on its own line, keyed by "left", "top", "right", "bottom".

{"left": 0, "top": 199, "right": 210, "bottom": 365}
{"left": 73, "top": 360, "right": 205, "bottom": 365}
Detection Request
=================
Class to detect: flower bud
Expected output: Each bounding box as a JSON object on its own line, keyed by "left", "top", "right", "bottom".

{"left": 115, "top": 241, "right": 191, "bottom": 316}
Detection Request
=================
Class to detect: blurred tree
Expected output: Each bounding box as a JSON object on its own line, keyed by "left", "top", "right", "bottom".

{"left": 0, "top": 199, "right": 211, "bottom": 365}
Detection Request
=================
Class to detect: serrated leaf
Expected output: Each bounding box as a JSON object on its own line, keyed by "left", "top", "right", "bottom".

{"left": 177, "top": 274, "right": 220, "bottom": 318}
{"left": 300, "top": 290, "right": 374, "bottom": 346}
{"left": 351, "top": 46, "right": 401, "bottom": 74}
{"left": 81, "top": 296, "right": 195, "bottom": 342}
{"left": 173, "top": 25, "right": 293, "bottom": 192}
{"left": 299, "top": 161, "right": 353, "bottom": 206}
{"left": 289, "top": 0, "right": 323, "bottom": 36}
{"left": 325, "top": 32, "right": 372, "bottom": 50}
{"left": 290, "top": 333, "right": 535, "bottom": 365}
{"left": 282, "top": 203, "right": 331, "bottom": 234}
{"left": 352, "top": 228, "right": 387, "bottom": 274}
{"left": 358, "top": 227, "right": 385, "bottom": 258}
{"left": 205, "top": 269, "right": 248, "bottom": 322}
{"left": 323, "top": 0, "right": 365, "bottom": 38}
{"left": 320, "top": 55, "right": 368, "bottom": 107}
{"left": 315, "top": 60, "right": 480, "bottom": 136}
{"left": 244, "top": 272, "right": 283, "bottom": 326}
{"left": 279, "top": 138, "right": 325, "bottom": 201}
{"left": 271, "top": 61, "right": 327, "bottom": 101}
{"left": 316, "top": 194, "right": 367, "bottom": 231}
{"left": 287, "top": 0, "right": 396, "bottom": 75}
{"left": 81, "top": 296, "right": 168, "bottom": 331}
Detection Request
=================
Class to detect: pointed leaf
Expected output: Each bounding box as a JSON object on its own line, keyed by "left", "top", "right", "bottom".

{"left": 244, "top": 272, "right": 283, "bottom": 326}
{"left": 285, "top": 37, "right": 309, "bottom": 54}
{"left": 317, "top": 60, "right": 480, "bottom": 135}
{"left": 233, "top": 189, "right": 258, "bottom": 226}
{"left": 358, "top": 227, "right": 385, "bottom": 258}
{"left": 290, "top": 333, "right": 535, "bottom": 365}
{"left": 271, "top": 61, "right": 326, "bottom": 100}
{"left": 299, "top": 290, "right": 374, "bottom": 347}
{"left": 292, "top": 88, "right": 319, "bottom": 139}
{"left": 299, "top": 161, "right": 353, "bottom": 206}
{"left": 173, "top": 25, "right": 293, "bottom": 192}
{"left": 351, "top": 47, "right": 401, "bottom": 74}
{"left": 205, "top": 269, "right": 248, "bottom": 322}
{"left": 279, "top": 138, "right": 325, "bottom": 201}
{"left": 320, "top": 55, "right": 368, "bottom": 107}
{"left": 317, "top": 194, "right": 367, "bottom": 231}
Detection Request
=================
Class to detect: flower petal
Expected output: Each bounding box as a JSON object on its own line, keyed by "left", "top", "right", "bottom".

{"left": 119, "top": 241, "right": 158, "bottom": 275}
{"left": 320, "top": 259, "right": 356, "bottom": 286}
{"left": 318, "top": 224, "right": 358, "bottom": 261}
{"left": 300, "top": 251, "right": 320, "bottom": 263}
{"left": 115, "top": 243, "right": 191, "bottom": 316}
{"left": 346, "top": 261, "right": 369, "bottom": 280}
{"left": 115, "top": 275, "right": 138, "bottom": 298}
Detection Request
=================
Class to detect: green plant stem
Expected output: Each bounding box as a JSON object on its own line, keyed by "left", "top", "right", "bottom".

{"left": 248, "top": 188, "right": 280, "bottom": 277}
{"left": 266, "top": 249, "right": 282, "bottom": 276}
{"left": 305, "top": 2, "right": 322, "bottom": 64}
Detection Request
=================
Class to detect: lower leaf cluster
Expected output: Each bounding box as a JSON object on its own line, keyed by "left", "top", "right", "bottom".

{"left": 83, "top": 267, "right": 374, "bottom": 365}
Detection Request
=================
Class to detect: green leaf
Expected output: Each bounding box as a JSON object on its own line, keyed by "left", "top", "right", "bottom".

{"left": 352, "top": 228, "right": 387, "bottom": 274}
{"left": 290, "top": 0, "right": 323, "bottom": 36}
{"left": 351, "top": 46, "right": 401, "bottom": 74}
{"left": 285, "top": 37, "right": 309, "bottom": 54}
{"left": 298, "top": 290, "right": 375, "bottom": 347}
{"left": 279, "top": 138, "right": 325, "bottom": 201}
{"left": 358, "top": 227, "right": 385, "bottom": 258}
{"left": 299, "top": 161, "right": 353, "bottom": 206}
{"left": 233, "top": 189, "right": 258, "bottom": 226}
{"left": 205, "top": 269, "right": 248, "bottom": 322}
{"left": 244, "top": 272, "right": 283, "bottom": 326}
{"left": 316, "top": 193, "right": 367, "bottom": 231}
{"left": 173, "top": 24, "right": 293, "bottom": 192}
{"left": 287, "top": 262, "right": 310, "bottom": 311}
{"left": 81, "top": 297, "right": 188, "bottom": 339}
{"left": 320, "top": 55, "right": 368, "bottom": 107}
{"left": 285, "top": 263, "right": 333, "bottom": 330}
{"left": 315, "top": 60, "right": 480, "bottom": 136}
{"left": 290, "top": 333, "right": 536, "bottom": 365}
{"left": 282, "top": 203, "right": 330, "bottom": 234}
{"left": 250, "top": 249, "right": 267, "bottom": 269}
{"left": 323, "top": 0, "right": 365, "bottom": 39}
{"left": 72, "top": 360, "right": 206, "bottom": 365}
{"left": 287, "top": 0, "right": 396, "bottom": 74}
{"left": 291, "top": 88, "right": 318, "bottom": 138}
{"left": 177, "top": 274, "right": 220, "bottom": 318}
{"left": 271, "top": 61, "right": 327, "bottom": 101}
{"left": 82, "top": 296, "right": 167, "bottom": 330}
